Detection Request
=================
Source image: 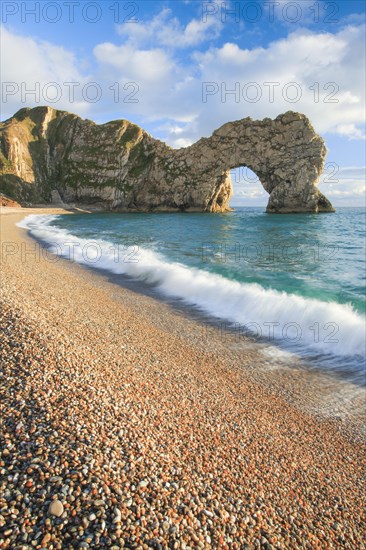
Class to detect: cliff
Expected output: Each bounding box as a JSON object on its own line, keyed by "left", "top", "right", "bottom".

{"left": 0, "top": 106, "right": 334, "bottom": 213}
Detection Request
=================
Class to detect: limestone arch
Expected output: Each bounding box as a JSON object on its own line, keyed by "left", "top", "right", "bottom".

{"left": 173, "top": 111, "right": 334, "bottom": 213}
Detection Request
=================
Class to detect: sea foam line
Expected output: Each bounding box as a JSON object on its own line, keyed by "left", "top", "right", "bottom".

{"left": 17, "top": 214, "right": 366, "bottom": 359}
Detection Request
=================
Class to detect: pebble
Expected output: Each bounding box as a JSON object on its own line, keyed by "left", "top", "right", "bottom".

{"left": 42, "top": 533, "right": 52, "bottom": 545}
{"left": 1, "top": 226, "right": 365, "bottom": 550}
{"left": 48, "top": 500, "right": 64, "bottom": 517}
{"left": 50, "top": 476, "right": 63, "bottom": 482}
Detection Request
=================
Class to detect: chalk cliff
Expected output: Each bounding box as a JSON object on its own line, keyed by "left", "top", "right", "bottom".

{"left": 0, "top": 106, "right": 334, "bottom": 213}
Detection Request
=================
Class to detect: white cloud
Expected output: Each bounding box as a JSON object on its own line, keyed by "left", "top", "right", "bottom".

{"left": 116, "top": 8, "right": 222, "bottom": 49}
{"left": 0, "top": 26, "right": 90, "bottom": 118}
{"left": 177, "top": 24, "right": 366, "bottom": 144}
{"left": 91, "top": 24, "right": 364, "bottom": 147}
{"left": 94, "top": 43, "right": 174, "bottom": 83}
{"left": 319, "top": 166, "right": 366, "bottom": 205}
{"left": 1, "top": 16, "right": 365, "bottom": 159}
{"left": 92, "top": 41, "right": 198, "bottom": 123}
{"left": 335, "top": 124, "right": 366, "bottom": 140}
{"left": 94, "top": 22, "right": 366, "bottom": 147}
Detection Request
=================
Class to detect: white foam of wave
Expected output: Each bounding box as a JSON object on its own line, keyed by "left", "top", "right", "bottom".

{"left": 18, "top": 214, "right": 366, "bottom": 358}
{"left": 262, "top": 347, "right": 299, "bottom": 361}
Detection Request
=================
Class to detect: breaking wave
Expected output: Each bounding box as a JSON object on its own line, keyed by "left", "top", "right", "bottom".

{"left": 18, "top": 214, "right": 366, "bottom": 371}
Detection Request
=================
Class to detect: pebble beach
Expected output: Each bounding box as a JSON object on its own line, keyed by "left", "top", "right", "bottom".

{"left": 1, "top": 208, "right": 365, "bottom": 549}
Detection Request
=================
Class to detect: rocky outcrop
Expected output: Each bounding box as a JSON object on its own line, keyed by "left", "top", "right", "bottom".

{"left": 0, "top": 194, "right": 21, "bottom": 208}
{"left": 0, "top": 106, "right": 334, "bottom": 213}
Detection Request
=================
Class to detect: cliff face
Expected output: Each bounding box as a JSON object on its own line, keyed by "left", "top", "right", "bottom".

{"left": 0, "top": 106, "right": 334, "bottom": 213}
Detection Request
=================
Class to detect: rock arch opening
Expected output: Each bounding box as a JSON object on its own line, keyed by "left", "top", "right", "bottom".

{"left": 229, "top": 166, "right": 268, "bottom": 207}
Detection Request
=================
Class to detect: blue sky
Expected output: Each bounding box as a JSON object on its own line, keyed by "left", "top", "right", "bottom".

{"left": 1, "top": 0, "right": 365, "bottom": 205}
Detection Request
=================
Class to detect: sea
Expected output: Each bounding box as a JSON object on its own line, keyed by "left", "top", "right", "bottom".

{"left": 18, "top": 207, "right": 366, "bottom": 385}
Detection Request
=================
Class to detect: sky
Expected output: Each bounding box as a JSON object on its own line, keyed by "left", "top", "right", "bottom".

{"left": 1, "top": 0, "right": 365, "bottom": 206}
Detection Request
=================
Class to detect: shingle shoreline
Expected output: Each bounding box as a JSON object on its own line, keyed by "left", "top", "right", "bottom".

{"left": 1, "top": 209, "right": 365, "bottom": 549}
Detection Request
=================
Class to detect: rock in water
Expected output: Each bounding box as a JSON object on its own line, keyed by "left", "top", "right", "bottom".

{"left": 0, "top": 106, "right": 334, "bottom": 213}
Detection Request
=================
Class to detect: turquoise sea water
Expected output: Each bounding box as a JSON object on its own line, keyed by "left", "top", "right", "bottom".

{"left": 19, "top": 207, "right": 366, "bottom": 383}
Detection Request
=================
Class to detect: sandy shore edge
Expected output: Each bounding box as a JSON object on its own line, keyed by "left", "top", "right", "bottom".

{"left": 1, "top": 207, "right": 365, "bottom": 549}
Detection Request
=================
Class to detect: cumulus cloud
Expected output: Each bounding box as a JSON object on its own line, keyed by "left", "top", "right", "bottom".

{"left": 116, "top": 8, "right": 222, "bottom": 49}
{"left": 172, "top": 24, "right": 366, "bottom": 145}
{"left": 336, "top": 124, "right": 366, "bottom": 140}
{"left": 319, "top": 166, "right": 366, "bottom": 205}
{"left": 2, "top": 18, "right": 365, "bottom": 146}
{"left": 94, "top": 43, "right": 174, "bottom": 83}
{"left": 92, "top": 40, "right": 198, "bottom": 123}
{"left": 91, "top": 23, "right": 365, "bottom": 147}
{"left": 0, "top": 26, "right": 90, "bottom": 118}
